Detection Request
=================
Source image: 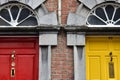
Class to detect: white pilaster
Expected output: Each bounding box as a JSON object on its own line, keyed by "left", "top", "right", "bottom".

{"left": 48, "top": 45, "right": 51, "bottom": 80}
{"left": 67, "top": 32, "right": 86, "bottom": 80}
{"left": 39, "top": 32, "right": 58, "bottom": 80}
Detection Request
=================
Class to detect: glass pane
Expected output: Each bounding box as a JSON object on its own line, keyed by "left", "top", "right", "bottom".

{"left": 0, "top": 9, "right": 11, "bottom": 21}
{"left": 115, "top": 20, "right": 120, "bottom": 25}
{"left": 88, "top": 15, "right": 106, "bottom": 25}
{"left": 0, "top": 18, "right": 10, "bottom": 26}
{"left": 0, "top": 4, "right": 38, "bottom": 26}
{"left": 18, "top": 8, "right": 30, "bottom": 22}
{"left": 96, "top": 7, "right": 107, "bottom": 21}
{"left": 113, "top": 8, "right": 120, "bottom": 21}
{"left": 105, "top": 5, "right": 114, "bottom": 20}
{"left": 11, "top": 6, "right": 19, "bottom": 20}
{"left": 18, "top": 17, "right": 37, "bottom": 26}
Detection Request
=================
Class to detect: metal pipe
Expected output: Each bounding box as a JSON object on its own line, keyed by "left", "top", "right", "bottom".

{"left": 58, "top": 0, "right": 61, "bottom": 24}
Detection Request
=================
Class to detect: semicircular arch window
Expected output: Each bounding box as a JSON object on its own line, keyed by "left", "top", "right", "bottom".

{"left": 87, "top": 3, "right": 120, "bottom": 25}
{"left": 0, "top": 3, "right": 38, "bottom": 26}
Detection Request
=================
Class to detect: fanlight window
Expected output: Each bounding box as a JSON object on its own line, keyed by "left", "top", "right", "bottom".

{"left": 0, "top": 3, "right": 38, "bottom": 26}
{"left": 87, "top": 3, "right": 120, "bottom": 25}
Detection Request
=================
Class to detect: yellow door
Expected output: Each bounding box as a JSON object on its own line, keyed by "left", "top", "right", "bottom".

{"left": 86, "top": 36, "right": 120, "bottom": 80}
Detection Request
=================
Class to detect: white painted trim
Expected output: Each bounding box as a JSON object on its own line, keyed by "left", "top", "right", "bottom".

{"left": 74, "top": 46, "right": 86, "bottom": 80}
{"left": 48, "top": 45, "right": 51, "bottom": 80}
{"left": 74, "top": 46, "right": 79, "bottom": 80}
{"left": 39, "top": 47, "right": 42, "bottom": 80}
{"left": 88, "top": 25, "right": 120, "bottom": 27}
{"left": 67, "top": 33, "right": 86, "bottom": 80}
{"left": 58, "top": 0, "right": 62, "bottom": 24}
{"left": 0, "top": 26, "right": 36, "bottom": 27}
{"left": 39, "top": 46, "right": 52, "bottom": 80}
{"left": 82, "top": 47, "right": 86, "bottom": 80}
{"left": 39, "top": 32, "right": 57, "bottom": 80}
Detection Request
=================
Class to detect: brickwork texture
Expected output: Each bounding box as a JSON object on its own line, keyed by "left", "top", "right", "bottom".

{"left": 45, "top": 0, "right": 80, "bottom": 79}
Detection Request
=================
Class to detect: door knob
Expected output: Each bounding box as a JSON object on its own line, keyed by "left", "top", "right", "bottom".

{"left": 11, "top": 50, "right": 15, "bottom": 61}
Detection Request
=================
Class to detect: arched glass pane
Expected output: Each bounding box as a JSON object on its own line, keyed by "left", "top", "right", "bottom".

{"left": 18, "top": 17, "right": 37, "bottom": 26}
{"left": 0, "top": 18, "right": 10, "bottom": 26}
{"left": 105, "top": 5, "right": 114, "bottom": 20}
{"left": 115, "top": 21, "right": 120, "bottom": 25}
{"left": 96, "top": 7, "right": 107, "bottom": 21}
{"left": 0, "top": 3, "right": 38, "bottom": 26}
{"left": 11, "top": 6, "right": 19, "bottom": 20}
{"left": 113, "top": 8, "right": 120, "bottom": 21}
{"left": 87, "top": 3, "right": 120, "bottom": 26}
{"left": 0, "top": 9, "right": 11, "bottom": 21}
{"left": 88, "top": 15, "right": 106, "bottom": 25}
{"left": 18, "top": 8, "right": 30, "bottom": 22}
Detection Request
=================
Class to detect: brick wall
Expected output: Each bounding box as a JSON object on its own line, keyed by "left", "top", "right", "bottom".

{"left": 45, "top": 0, "right": 79, "bottom": 79}
{"left": 61, "top": 0, "right": 79, "bottom": 24}
{"left": 52, "top": 30, "right": 74, "bottom": 80}
{"left": 45, "top": 0, "right": 58, "bottom": 12}
{"left": 45, "top": 0, "right": 79, "bottom": 24}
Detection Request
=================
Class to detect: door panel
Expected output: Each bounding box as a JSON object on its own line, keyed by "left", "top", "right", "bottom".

{"left": 0, "top": 55, "right": 10, "bottom": 80}
{"left": 17, "top": 55, "right": 35, "bottom": 80}
{"left": 0, "top": 42, "right": 35, "bottom": 49}
{"left": 88, "top": 40, "right": 109, "bottom": 51}
{"left": 86, "top": 37, "right": 120, "bottom": 80}
{"left": 0, "top": 37, "right": 37, "bottom": 54}
{"left": 88, "top": 56, "right": 101, "bottom": 80}
{"left": 0, "top": 37, "right": 39, "bottom": 80}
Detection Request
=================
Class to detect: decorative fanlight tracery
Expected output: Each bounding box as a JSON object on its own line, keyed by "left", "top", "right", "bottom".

{"left": 87, "top": 3, "right": 120, "bottom": 25}
{"left": 0, "top": 3, "right": 38, "bottom": 26}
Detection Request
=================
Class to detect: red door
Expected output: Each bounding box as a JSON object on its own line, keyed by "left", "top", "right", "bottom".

{"left": 0, "top": 37, "right": 39, "bottom": 80}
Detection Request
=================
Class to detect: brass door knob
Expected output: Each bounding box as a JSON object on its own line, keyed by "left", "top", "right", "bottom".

{"left": 11, "top": 50, "right": 15, "bottom": 61}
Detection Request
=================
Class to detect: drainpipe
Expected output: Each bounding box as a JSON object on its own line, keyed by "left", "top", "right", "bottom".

{"left": 58, "top": 0, "right": 61, "bottom": 24}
